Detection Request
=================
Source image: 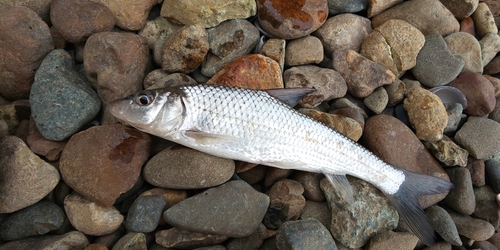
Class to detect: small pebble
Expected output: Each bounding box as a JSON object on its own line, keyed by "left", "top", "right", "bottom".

{"left": 384, "top": 80, "right": 406, "bottom": 107}
{"left": 0, "top": 231, "right": 89, "bottom": 250}
{"left": 460, "top": 16, "right": 476, "bottom": 35}
{"left": 484, "top": 75, "right": 500, "bottom": 97}
{"left": 443, "top": 168, "right": 475, "bottom": 215}
{"left": 472, "top": 241, "right": 497, "bottom": 250}
{"left": 479, "top": 32, "right": 500, "bottom": 67}
{"left": 454, "top": 117, "right": 500, "bottom": 159}
{"left": 238, "top": 165, "right": 267, "bottom": 184}
{"left": 285, "top": 36, "right": 324, "bottom": 66}
{"left": 90, "top": 0, "right": 161, "bottom": 30}
{"left": 449, "top": 72, "right": 496, "bottom": 116}
{"left": 364, "top": 87, "right": 388, "bottom": 114}
{"left": 263, "top": 179, "right": 306, "bottom": 229}
{"left": 293, "top": 171, "right": 325, "bottom": 201}
{"left": 328, "top": 0, "right": 367, "bottom": 15}
{"left": 276, "top": 218, "right": 337, "bottom": 250}
{"left": 366, "top": 231, "right": 419, "bottom": 250}
{"left": 0, "top": 120, "right": 8, "bottom": 138}
{"left": 424, "top": 136, "right": 468, "bottom": 167}
{"left": 425, "top": 205, "right": 462, "bottom": 246}
{"left": 155, "top": 228, "right": 228, "bottom": 249}
{"left": 472, "top": 2, "right": 498, "bottom": 38}
{"left": 421, "top": 241, "right": 452, "bottom": 250}
{"left": 26, "top": 117, "right": 66, "bottom": 161}
{"left": 125, "top": 195, "right": 167, "bottom": 233}
{"left": 473, "top": 200, "right": 500, "bottom": 229}
{"left": 444, "top": 32, "right": 483, "bottom": 74}
{"left": 264, "top": 168, "right": 294, "bottom": 188}
{"left": 484, "top": 56, "right": 500, "bottom": 75}
{"left": 111, "top": 232, "right": 146, "bottom": 250}
{"left": 448, "top": 210, "right": 495, "bottom": 241}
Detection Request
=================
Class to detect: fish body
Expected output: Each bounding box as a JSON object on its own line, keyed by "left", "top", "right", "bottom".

{"left": 108, "top": 84, "right": 452, "bottom": 246}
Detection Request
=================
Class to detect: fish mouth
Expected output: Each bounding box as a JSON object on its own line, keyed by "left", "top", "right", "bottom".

{"left": 107, "top": 98, "right": 132, "bottom": 118}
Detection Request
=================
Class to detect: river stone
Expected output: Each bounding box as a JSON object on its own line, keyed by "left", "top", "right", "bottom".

{"left": 0, "top": 136, "right": 60, "bottom": 213}
{"left": 138, "top": 16, "right": 182, "bottom": 49}
{"left": 276, "top": 218, "right": 337, "bottom": 250}
{"left": 485, "top": 160, "right": 500, "bottom": 193}
{"left": 30, "top": 49, "right": 101, "bottom": 141}
{"left": 448, "top": 211, "right": 495, "bottom": 241}
{"left": 440, "top": 0, "right": 479, "bottom": 20}
{"left": 328, "top": 0, "right": 367, "bottom": 15}
{"left": 384, "top": 80, "right": 406, "bottom": 107}
{"left": 444, "top": 32, "right": 483, "bottom": 74}
{"left": 472, "top": 3, "right": 498, "bottom": 38}
{"left": 479, "top": 33, "right": 500, "bottom": 67}
{"left": 263, "top": 179, "right": 306, "bottom": 229}
{"left": 27, "top": 117, "right": 66, "bottom": 161}
{"left": 293, "top": 172, "right": 326, "bottom": 201}
{"left": 0, "top": 231, "right": 89, "bottom": 250}
{"left": 0, "top": 0, "right": 54, "bottom": 24}
{"left": 155, "top": 227, "right": 228, "bottom": 249}
{"left": 424, "top": 136, "right": 468, "bottom": 167}
{"left": 0, "top": 5, "right": 54, "bottom": 101}
{"left": 89, "top": 0, "right": 162, "bottom": 30}
{"left": 145, "top": 72, "right": 197, "bottom": 90}
{"left": 125, "top": 195, "right": 166, "bottom": 233}
{"left": 364, "top": 87, "right": 388, "bottom": 114}
{"left": 320, "top": 177, "right": 398, "bottom": 248}
{"left": 0, "top": 201, "right": 65, "bottom": 241}
{"left": 300, "top": 200, "right": 331, "bottom": 229}
{"left": 454, "top": 116, "right": 500, "bottom": 159}
{"left": 366, "top": 231, "right": 419, "bottom": 250}
{"left": 164, "top": 180, "right": 270, "bottom": 237}
{"left": 425, "top": 205, "right": 462, "bottom": 246}
{"left": 367, "top": 0, "right": 402, "bottom": 17}
{"left": 285, "top": 36, "right": 324, "bottom": 66}
{"left": 225, "top": 223, "right": 268, "bottom": 250}
{"left": 299, "top": 109, "right": 364, "bottom": 141}
{"left": 259, "top": 38, "right": 286, "bottom": 72}
{"left": 449, "top": 72, "right": 496, "bottom": 116}
{"left": 443, "top": 168, "right": 475, "bottom": 215}
{"left": 111, "top": 232, "right": 147, "bottom": 250}
{"left": 60, "top": 124, "right": 151, "bottom": 206}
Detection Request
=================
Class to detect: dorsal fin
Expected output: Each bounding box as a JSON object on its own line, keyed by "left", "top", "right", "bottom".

{"left": 265, "top": 88, "right": 316, "bottom": 107}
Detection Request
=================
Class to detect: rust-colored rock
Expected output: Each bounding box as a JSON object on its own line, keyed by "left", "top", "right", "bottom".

{"left": 59, "top": 124, "right": 151, "bottom": 206}
{"left": 449, "top": 72, "right": 497, "bottom": 116}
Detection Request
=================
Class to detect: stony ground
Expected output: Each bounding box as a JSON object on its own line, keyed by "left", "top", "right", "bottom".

{"left": 1, "top": 0, "right": 500, "bottom": 249}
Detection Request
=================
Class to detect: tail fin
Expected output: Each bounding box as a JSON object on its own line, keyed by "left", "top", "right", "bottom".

{"left": 386, "top": 168, "right": 453, "bottom": 246}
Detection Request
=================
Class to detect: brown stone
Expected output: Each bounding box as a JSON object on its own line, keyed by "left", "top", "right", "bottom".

{"left": 299, "top": 109, "right": 363, "bottom": 141}
{"left": 264, "top": 179, "right": 306, "bottom": 229}
{"left": 367, "top": 0, "right": 402, "bottom": 18}
{"left": 206, "top": 54, "right": 283, "bottom": 89}
{"left": 484, "top": 75, "right": 500, "bottom": 98}
{"left": 449, "top": 72, "right": 497, "bottom": 116}
{"left": 293, "top": 171, "right": 325, "bottom": 201}
{"left": 460, "top": 16, "right": 476, "bottom": 36}
{"left": 59, "top": 124, "right": 151, "bottom": 206}
{"left": 485, "top": 56, "right": 500, "bottom": 75}
{"left": 155, "top": 228, "right": 228, "bottom": 249}
{"left": 440, "top": 0, "right": 479, "bottom": 20}
{"left": 26, "top": 117, "right": 66, "bottom": 161}
{"left": 285, "top": 36, "right": 323, "bottom": 66}
{"left": 0, "top": 5, "right": 54, "bottom": 100}
{"left": 238, "top": 165, "right": 267, "bottom": 185}
{"left": 259, "top": 38, "right": 286, "bottom": 71}
{"left": 50, "top": 0, "right": 115, "bottom": 43}
{"left": 264, "top": 168, "right": 294, "bottom": 188}
{"left": 50, "top": 26, "right": 67, "bottom": 49}
{"left": 89, "top": 0, "right": 162, "bottom": 30}
{"left": 84, "top": 243, "right": 108, "bottom": 250}
{"left": 0, "top": 0, "right": 54, "bottom": 24}
{"left": 140, "top": 188, "right": 187, "bottom": 210}
{"left": 466, "top": 156, "right": 485, "bottom": 187}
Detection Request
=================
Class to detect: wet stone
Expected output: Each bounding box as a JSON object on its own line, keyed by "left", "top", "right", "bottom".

{"left": 366, "top": 231, "right": 419, "bottom": 250}
{"left": 155, "top": 228, "right": 228, "bottom": 249}
{"left": 448, "top": 210, "right": 495, "bottom": 241}
{"left": 328, "top": 0, "right": 367, "bottom": 15}
{"left": 425, "top": 205, "right": 462, "bottom": 246}
{"left": 0, "top": 231, "right": 90, "bottom": 250}
{"left": 454, "top": 117, "right": 500, "bottom": 159}
{"left": 111, "top": 232, "right": 147, "bottom": 250}
{"left": 263, "top": 179, "right": 306, "bottom": 229}
{"left": 285, "top": 36, "right": 323, "bottom": 66}
{"left": 444, "top": 32, "right": 483, "bottom": 74}
{"left": 472, "top": 2, "right": 498, "bottom": 38}
{"left": 125, "top": 195, "right": 167, "bottom": 233}
{"left": 443, "top": 168, "right": 475, "bottom": 215}
{"left": 449, "top": 72, "right": 496, "bottom": 116}
{"left": 30, "top": 49, "right": 101, "bottom": 141}
{"left": 276, "top": 218, "right": 337, "bottom": 250}
{"left": 424, "top": 136, "right": 468, "bottom": 167}
{"left": 89, "top": 0, "right": 161, "bottom": 30}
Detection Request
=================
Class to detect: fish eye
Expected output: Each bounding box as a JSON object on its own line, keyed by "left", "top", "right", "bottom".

{"left": 136, "top": 93, "right": 154, "bottom": 106}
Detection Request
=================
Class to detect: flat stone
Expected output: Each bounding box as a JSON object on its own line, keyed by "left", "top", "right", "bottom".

{"left": 472, "top": 2, "right": 498, "bottom": 38}
{"left": 285, "top": 36, "right": 324, "bottom": 66}
{"left": 276, "top": 219, "right": 337, "bottom": 250}
{"left": 440, "top": 0, "right": 479, "bottom": 20}
{"left": 454, "top": 116, "right": 500, "bottom": 159}
{"left": 448, "top": 210, "right": 495, "bottom": 241}
{"left": 125, "top": 195, "right": 167, "bottom": 233}
{"left": 263, "top": 179, "right": 306, "bottom": 229}
{"left": 367, "top": 0, "right": 402, "bottom": 17}
{"left": 111, "top": 232, "right": 147, "bottom": 250}
{"left": 328, "top": 0, "right": 367, "bottom": 15}
{"left": 299, "top": 109, "right": 363, "bottom": 141}
{"left": 155, "top": 228, "right": 228, "bottom": 249}
{"left": 366, "top": 231, "right": 419, "bottom": 250}
{"left": 425, "top": 205, "right": 462, "bottom": 246}
{"left": 479, "top": 33, "right": 500, "bottom": 67}
{"left": 0, "top": 231, "right": 89, "bottom": 250}
{"left": 424, "top": 136, "right": 468, "bottom": 167}
{"left": 364, "top": 87, "right": 388, "bottom": 114}
{"left": 0, "top": 136, "right": 60, "bottom": 213}
{"left": 443, "top": 168, "right": 475, "bottom": 215}
{"left": 26, "top": 117, "right": 66, "bottom": 161}
{"left": 293, "top": 172, "right": 325, "bottom": 201}
{"left": 89, "top": 0, "right": 162, "bottom": 30}
{"left": 444, "top": 32, "right": 483, "bottom": 74}
{"left": 450, "top": 72, "right": 496, "bottom": 116}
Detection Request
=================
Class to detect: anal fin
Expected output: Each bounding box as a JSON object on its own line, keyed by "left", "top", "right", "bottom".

{"left": 324, "top": 173, "right": 354, "bottom": 205}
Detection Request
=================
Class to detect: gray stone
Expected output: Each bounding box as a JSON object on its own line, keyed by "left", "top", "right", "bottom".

{"left": 485, "top": 160, "right": 500, "bottom": 193}
{"left": 276, "top": 219, "right": 337, "bottom": 250}
{"left": 384, "top": 80, "right": 406, "bottom": 107}
{"left": 425, "top": 205, "right": 462, "bottom": 246}
{"left": 0, "top": 231, "right": 89, "bottom": 250}
{"left": 30, "top": 49, "right": 101, "bottom": 141}
{"left": 444, "top": 103, "right": 464, "bottom": 134}
{"left": 424, "top": 136, "right": 468, "bottom": 167}
{"left": 479, "top": 33, "right": 500, "bottom": 66}
{"left": 364, "top": 87, "right": 388, "bottom": 114}
{"left": 111, "top": 232, "right": 147, "bottom": 250}
{"left": 444, "top": 32, "right": 483, "bottom": 74}
{"left": 125, "top": 195, "right": 167, "bottom": 233}
{"left": 448, "top": 210, "right": 495, "bottom": 241}
{"left": 328, "top": 0, "right": 367, "bottom": 15}
{"left": 454, "top": 116, "right": 500, "bottom": 159}
{"left": 443, "top": 168, "right": 475, "bottom": 215}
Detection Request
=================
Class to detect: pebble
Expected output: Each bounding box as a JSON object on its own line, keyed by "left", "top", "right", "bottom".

{"left": 263, "top": 179, "right": 306, "bottom": 229}
{"left": 444, "top": 32, "right": 483, "bottom": 74}
{"left": 85, "top": 244, "right": 108, "bottom": 250}
{"left": 64, "top": 194, "right": 124, "bottom": 236}
{"left": 111, "top": 232, "right": 147, "bottom": 250}
{"left": 283, "top": 65, "right": 347, "bottom": 108}
{"left": 299, "top": 109, "right": 364, "bottom": 141}
{"left": 59, "top": 124, "right": 151, "bottom": 206}
{"left": 161, "top": 24, "right": 209, "bottom": 74}
{"left": 421, "top": 242, "right": 452, "bottom": 250}
{"left": 473, "top": 199, "right": 500, "bottom": 229}
{"left": 293, "top": 171, "right": 325, "bottom": 201}
{"left": 143, "top": 145, "right": 235, "bottom": 189}
{"left": 144, "top": 71, "right": 197, "bottom": 89}
{"left": 330, "top": 98, "right": 369, "bottom": 119}
{"left": 479, "top": 33, "right": 500, "bottom": 67}
{"left": 238, "top": 165, "right": 266, "bottom": 184}
{"left": 89, "top": 0, "right": 161, "bottom": 30}
{"left": 0, "top": 136, "right": 60, "bottom": 213}
{"left": 26, "top": 117, "right": 66, "bottom": 161}
{"left": 363, "top": 115, "right": 450, "bottom": 208}
{"left": 259, "top": 38, "right": 286, "bottom": 71}
{"left": 489, "top": 230, "right": 500, "bottom": 249}
{"left": 384, "top": 80, "right": 406, "bottom": 107}
{"left": 364, "top": 87, "right": 388, "bottom": 114}
{"left": 472, "top": 241, "right": 497, "bottom": 250}
{"left": 155, "top": 228, "right": 228, "bottom": 249}
{"left": 449, "top": 72, "right": 496, "bottom": 116}
{"left": 206, "top": 54, "right": 283, "bottom": 89}
{"left": 201, "top": 19, "right": 260, "bottom": 77}
{"left": 300, "top": 200, "right": 331, "bottom": 228}
{"left": 83, "top": 32, "right": 149, "bottom": 124}
{"left": 0, "top": 5, "right": 54, "bottom": 101}
{"left": 424, "top": 136, "right": 468, "bottom": 167}
{"left": 138, "top": 16, "right": 181, "bottom": 49}
{"left": 164, "top": 180, "right": 270, "bottom": 237}
{"left": 225, "top": 223, "right": 268, "bottom": 250}
{"left": 472, "top": 2, "right": 498, "bottom": 38}
{"left": 443, "top": 103, "right": 464, "bottom": 134}
{"left": 160, "top": 0, "right": 256, "bottom": 28}
{"left": 30, "top": 49, "right": 101, "bottom": 141}
{"left": 125, "top": 195, "right": 166, "bottom": 233}
{"left": 460, "top": 16, "right": 476, "bottom": 35}
{"left": 403, "top": 87, "right": 448, "bottom": 142}
{"left": 276, "top": 218, "right": 337, "bottom": 250}
{"left": 328, "top": 0, "right": 367, "bottom": 15}
{"left": 425, "top": 205, "right": 462, "bottom": 246}
{"left": 371, "top": 0, "right": 459, "bottom": 36}
{"left": 440, "top": 0, "right": 478, "bottom": 20}
{"left": 485, "top": 75, "right": 500, "bottom": 97}
{"left": 361, "top": 19, "right": 425, "bottom": 75}
{"left": 366, "top": 231, "right": 419, "bottom": 250}
{"left": 50, "top": 0, "right": 115, "bottom": 43}
{"left": 0, "top": 201, "right": 64, "bottom": 241}
{"left": 320, "top": 177, "right": 398, "bottom": 248}
{"left": 367, "top": 0, "right": 402, "bottom": 17}
{"left": 313, "top": 14, "right": 372, "bottom": 55}
{"left": 332, "top": 49, "right": 396, "bottom": 98}
{"left": 285, "top": 36, "right": 324, "bottom": 66}
{"left": 0, "top": 231, "right": 90, "bottom": 250}
{"left": 265, "top": 168, "right": 294, "bottom": 188}
{"left": 0, "top": 0, "right": 54, "bottom": 24}
{"left": 411, "top": 34, "right": 465, "bottom": 87}
{"left": 448, "top": 210, "right": 495, "bottom": 241}
{"left": 485, "top": 160, "right": 500, "bottom": 193}
{"left": 256, "top": 0, "right": 328, "bottom": 39}
{"left": 485, "top": 56, "right": 500, "bottom": 75}
{"left": 443, "top": 167, "right": 475, "bottom": 215}
{"left": 466, "top": 156, "right": 485, "bottom": 187}
{"left": 454, "top": 117, "right": 500, "bottom": 159}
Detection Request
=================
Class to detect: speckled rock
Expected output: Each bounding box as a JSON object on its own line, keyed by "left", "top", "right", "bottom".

{"left": 444, "top": 32, "right": 482, "bottom": 74}
{"left": 284, "top": 65, "right": 347, "bottom": 108}
{"left": 367, "top": 0, "right": 402, "bottom": 17}
{"left": 155, "top": 227, "right": 228, "bottom": 249}
{"left": 443, "top": 167, "right": 475, "bottom": 215}
{"left": 143, "top": 146, "right": 234, "bottom": 189}
{"left": 263, "top": 179, "right": 306, "bottom": 229}
{"left": 313, "top": 14, "right": 372, "bottom": 55}
{"left": 424, "top": 136, "right": 468, "bottom": 167}
{"left": 366, "top": 231, "right": 419, "bottom": 250}
{"left": 455, "top": 117, "right": 500, "bottom": 159}
{"left": 384, "top": 80, "right": 406, "bottom": 107}
{"left": 332, "top": 49, "right": 396, "bottom": 98}
{"left": 164, "top": 180, "right": 270, "bottom": 237}
{"left": 26, "top": 117, "right": 66, "bottom": 161}
{"left": 0, "top": 231, "right": 90, "bottom": 250}
{"left": 472, "top": 3, "right": 498, "bottom": 38}
{"left": 440, "top": 0, "right": 479, "bottom": 20}
{"left": 138, "top": 16, "right": 181, "bottom": 49}
{"left": 443, "top": 103, "right": 464, "bottom": 134}
{"left": 276, "top": 219, "right": 337, "bottom": 250}
{"left": 64, "top": 194, "right": 124, "bottom": 236}
{"left": 144, "top": 71, "right": 197, "bottom": 89}
{"left": 299, "top": 109, "right": 364, "bottom": 141}
{"left": 0, "top": 5, "right": 53, "bottom": 100}
{"left": 0, "top": 136, "right": 60, "bottom": 213}
{"left": 60, "top": 124, "right": 151, "bottom": 206}
{"left": 449, "top": 72, "right": 496, "bottom": 116}
{"left": 30, "top": 49, "right": 101, "bottom": 141}
{"left": 328, "top": 0, "right": 367, "bottom": 15}
{"left": 425, "top": 205, "right": 462, "bottom": 246}
{"left": 89, "top": 0, "right": 162, "bottom": 30}
{"left": 364, "top": 87, "right": 388, "bottom": 114}
{"left": 125, "top": 195, "right": 166, "bottom": 233}
{"left": 293, "top": 172, "right": 325, "bottom": 201}
{"left": 50, "top": 0, "right": 115, "bottom": 43}
{"left": 161, "top": 0, "right": 257, "bottom": 28}
{"left": 285, "top": 36, "right": 323, "bottom": 66}
{"left": 111, "top": 232, "right": 147, "bottom": 250}
{"left": 480, "top": 33, "right": 500, "bottom": 67}
{"left": 259, "top": 38, "right": 286, "bottom": 71}
{"left": 448, "top": 210, "right": 495, "bottom": 241}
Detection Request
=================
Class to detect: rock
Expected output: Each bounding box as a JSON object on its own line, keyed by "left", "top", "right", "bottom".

{"left": 472, "top": 241, "right": 497, "bottom": 250}
{"left": 330, "top": 98, "right": 369, "bottom": 119}
{"left": 59, "top": 124, "right": 151, "bottom": 206}
{"left": 424, "top": 136, "right": 468, "bottom": 167}
{"left": 0, "top": 201, "right": 65, "bottom": 241}
{"left": 83, "top": 32, "right": 149, "bottom": 124}
{"left": 238, "top": 165, "right": 266, "bottom": 184}
{"left": 466, "top": 156, "right": 485, "bottom": 187}
{"left": 138, "top": 16, "right": 181, "bottom": 49}
{"left": 450, "top": 72, "right": 496, "bottom": 116}
{"left": 485, "top": 75, "right": 500, "bottom": 98}
{"left": 293, "top": 172, "right": 325, "bottom": 201}
{"left": 160, "top": 0, "right": 256, "bottom": 28}
{"left": 328, "top": 0, "right": 367, "bottom": 15}
{"left": 460, "top": 16, "right": 476, "bottom": 35}
{"left": 443, "top": 103, "right": 464, "bottom": 134}
{"left": 320, "top": 177, "right": 398, "bottom": 248}
{"left": 206, "top": 54, "right": 283, "bottom": 89}
{"left": 89, "top": 0, "right": 161, "bottom": 30}
{"left": 403, "top": 87, "right": 448, "bottom": 142}
{"left": 0, "top": 0, "right": 54, "bottom": 24}
{"left": 226, "top": 223, "right": 268, "bottom": 250}
{"left": 263, "top": 179, "right": 306, "bottom": 229}
{"left": 201, "top": 19, "right": 260, "bottom": 77}
{"left": 362, "top": 115, "right": 450, "bottom": 208}
{"left": 0, "top": 120, "right": 8, "bottom": 138}
{"left": 92, "top": 228, "right": 125, "bottom": 249}
{"left": 479, "top": 33, "right": 500, "bottom": 67}
{"left": 425, "top": 205, "right": 462, "bottom": 246}
{"left": 332, "top": 49, "right": 396, "bottom": 98}
{"left": 265, "top": 168, "right": 294, "bottom": 188}
{"left": 489, "top": 231, "right": 500, "bottom": 249}
{"left": 367, "top": 0, "right": 402, "bottom": 17}
{"left": 30, "top": 49, "right": 101, "bottom": 141}
{"left": 50, "top": 0, "right": 115, "bottom": 43}
{"left": 421, "top": 241, "right": 452, "bottom": 250}
{"left": 84, "top": 244, "right": 108, "bottom": 250}
{"left": 485, "top": 56, "right": 500, "bottom": 75}
{"left": 155, "top": 228, "right": 228, "bottom": 249}
{"left": 299, "top": 109, "right": 363, "bottom": 141}
{"left": 440, "top": 0, "right": 479, "bottom": 20}
{"left": 0, "top": 5, "right": 53, "bottom": 100}
{"left": 443, "top": 168, "right": 475, "bottom": 215}
{"left": 485, "top": 160, "right": 500, "bottom": 193}
{"left": 139, "top": 188, "right": 187, "bottom": 210}
{"left": 472, "top": 3, "right": 498, "bottom": 38}
{"left": 125, "top": 195, "right": 166, "bottom": 233}
{"left": 111, "top": 233, "right": 147, "bottom": 250}
{"left": 276, "top": 219, "right": 337, "bottom": 250}
{"left": 366, "top": 231, "right": 419, "bottom": 250}
{"left": 473, "top": 199, "right": 500, "bottom": 229}
{"left": 285, "top": 36, "right": 324, "bottom": 66}
{"left": 412, "top": 35, "right": 465, "bottom": 87}
{"left": 385, "top": 80, "right": 406, "bottom": 107}
{"left": 313, "top": 14, "right": 372, "bottom": 55}
{"left": 0, "top": 136, "right": 60, "bottom": 213}
{"left": 164, "top": 180, "right": 270, "bottom": 237}
{"left": 364, "top": 87, "right": 388, "bottom": 114}
{"left": 300, "top": 201, "right": 331, "bottom": 229}
{"left": 444, "top": 32, "right": 483, "bottom": 74}
{"left": 259, "top": 38, "right": 286, "bottom": 71}
{"left": 361, "top": 19, "right": 425, "bottom": 75}
{"left": 256, "top": 0, "right": 328, "bottom": 39}
{"left": 283, "top": 65, "right": 347, "bottom": 108}
{"left": 144, "top": 71, "right": 197, "bottom": 89}
{"left": 448, "top": 210, "right": 495, "bottom": 241}
{"left": 26, "top": 117, "right": 66, "bottom": 161}
{"left": 372, "top": 0, "right": 460, "bottom": 36}
{"left": 143, "top": 145, "right": 234, "bottom": 189}
{"left": 455, "top": 117, "right": 500, "bottom": 159}
{"left": 0, "top": 231, "right": 90, "bottom": 250}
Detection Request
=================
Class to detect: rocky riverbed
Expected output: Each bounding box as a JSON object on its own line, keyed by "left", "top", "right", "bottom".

{"left": 1, "top": 0, "right": 500, "bottom": 249}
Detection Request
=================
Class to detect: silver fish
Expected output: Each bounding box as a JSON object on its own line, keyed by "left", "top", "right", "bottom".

{"left": 108, "top": 84, "right": 452, "bottom": 246}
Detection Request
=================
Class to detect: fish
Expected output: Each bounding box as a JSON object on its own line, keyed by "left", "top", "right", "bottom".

{"left": 108, "top": 84, "right": 453, "bottom": 246}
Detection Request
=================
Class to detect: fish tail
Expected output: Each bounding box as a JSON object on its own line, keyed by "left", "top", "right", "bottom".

{"left": 386, "top": 168, "right": 453, "bottom": 246}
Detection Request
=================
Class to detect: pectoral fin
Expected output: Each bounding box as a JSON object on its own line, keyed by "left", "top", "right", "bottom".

{"left": 265, "top": 88, "right": 316, "bottom": 107}
{"left": 184, "top": 130, "right": 238, "bottom": 144}
{"left": 324, "top": 173, "right": 354, "bottom": 205}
